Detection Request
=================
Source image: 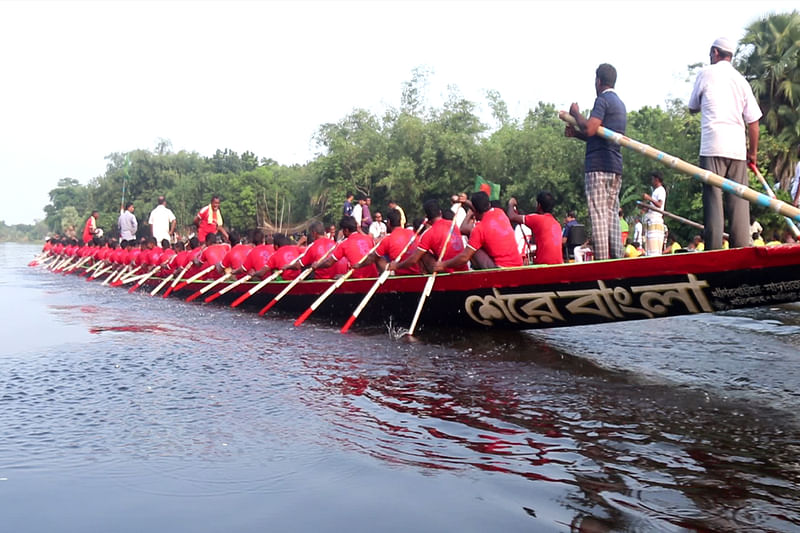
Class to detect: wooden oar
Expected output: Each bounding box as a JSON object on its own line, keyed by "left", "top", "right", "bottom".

{"left": 64, "top": 255, "right": 91, "bottom": 273}
{"left": 340, "top": 219, "right": 427, "bottom": 333}
{"left": 111, "top": 265, "right": 142, "bottom": 286}
{"left": 53, "top": 253, "right": 76, "bottom": 271}
{"left": 204, "top": 274, "right": 251, "bottom": 303}
{"left": 558, "top": 111, "right": 800, "bottom": 223}
{"left": 635, "top": 201, "right": 729, "bottom": 238}
{"left": 81, "top": 259, "right": 103, "bottom": 277}
{"left": 258, "top": 269, "right": 313, "bottom": 315}
{"left": 294, "top": 240, "right": 382, "bottom": 327}
{"left": 748, "top": 162, "right": 800, "bottom": 238}
{"left": 258, "top": 246, "right": 337, "bottom": 315}
{"left": 128, "top": 266, "right": 163, "bottom": 293}
{"left": 186, "top": 272, "right": 232, "bottom": 302}
{"left": 88, "top": 262, "right": 113, "bottom": 281}
{"left": 163, "top": 262, "right": 194, "bottom": 298}
{"left": 170, "top": 264, "right": 216, "bottom": 293}
{"left": 230, "top": 270, "right": 284, "bottom": 308}
{"left": 230, "top": 248, "right": 311, "bottom": 308}
{"left": 103, "top": 265, "right": 130, "bottom": 286}
{"left": 151, "top": 272, "right": 176, "bottom": 296}
{"left": 406, "top": 216, "right": 458, "bottom": 336}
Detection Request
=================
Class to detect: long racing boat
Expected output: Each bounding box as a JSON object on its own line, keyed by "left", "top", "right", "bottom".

{"left": 116, "top": 244, "right": 800, "bottom": 331}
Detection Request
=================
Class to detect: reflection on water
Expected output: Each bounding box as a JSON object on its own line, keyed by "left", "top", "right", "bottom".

{"left": 1, "top": 243, "right": 799, "bottom": 532}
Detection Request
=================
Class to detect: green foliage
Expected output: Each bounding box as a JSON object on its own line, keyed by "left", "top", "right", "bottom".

{"left": 739, "top": 10, "right": 800, "bottom": 181}
{"left": 0, "top": 219, "right": 48, "bottom": 242}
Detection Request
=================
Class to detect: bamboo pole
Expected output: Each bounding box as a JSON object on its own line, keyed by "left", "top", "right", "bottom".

{"left": 635, "top": 201, "right": 728, "bottom": 238}
{"left": 559, "top": 111, "right": 800, "bottom": 223}
{"left": 748, "top": 163, "right": 800, "bottom": 238}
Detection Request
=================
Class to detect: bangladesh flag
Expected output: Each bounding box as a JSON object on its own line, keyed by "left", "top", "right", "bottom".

{"left": 474, "top": 176, "right": 500, "bottom": 201}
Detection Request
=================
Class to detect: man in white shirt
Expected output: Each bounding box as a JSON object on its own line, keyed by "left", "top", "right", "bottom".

{"left": 148, "top": 196, "right": 176, "bottom": 246}
{"left": 368, "top": 211, "right": 387, "bottom": 241}
{"left": 351, "top": 195, "right": 364, "bottom": 231}
{"left": 689, "top": 36, "right": 762, "bottom": 250}
{"left": 642, "top": 171, "right": 666, "bottom": 255}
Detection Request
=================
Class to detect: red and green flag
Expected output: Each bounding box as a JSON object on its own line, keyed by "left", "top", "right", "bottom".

{"left": 474, "top": 175, "right": 500, "bottom": 201}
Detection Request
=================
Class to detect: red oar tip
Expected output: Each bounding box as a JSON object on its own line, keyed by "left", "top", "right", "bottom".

{"left": 128, "top": 284, "right": 139, "bottom": 294}
{"left": 340, "top": 315, "right": 357, "bottom": 334}
{"left": 185, "top": 290, "right": 202, "bottom": 302}
{"left": 294, "top": 308, "right": 313, "bottom": 327}
{"left": 259, "top": 299, "right": 277, "bottom": 315}
{"left": 230, "top": 294, "right": 248, "bottom": 308}
{"left": 204, "top": 292, "right": 221, "bottom": 303}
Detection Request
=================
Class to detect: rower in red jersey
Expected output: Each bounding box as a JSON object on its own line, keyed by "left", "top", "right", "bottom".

{"left": 168, "top": 242, "right": 194, "bottom": 273}
{"left": 389, "top": 199, "right": 466, "bottom": 274}
{"left": 220, "top": 231, "right": 253, "bottom": 273}
{"left": 242, "top": 230, "right": 275, "bottom": 278}
{"left": 366, "top": 209, "right": 420, "bottom": 275}
{"left": 265, "top": 234, "right": 305, "bottom": 281}
{"left": 506, "top": 192, "right": 564, "bottom": 266}
{"left": 285, "top": 221, "right": 347, "bottom": 280}
{"left": 435, "top": 191, "right": 522, "bottom": 272}
{"left": 194, "top": 232, "right": 231, "bottom": 279}
{"left": 313, "top": 216, "right": 378, "bottom": 279}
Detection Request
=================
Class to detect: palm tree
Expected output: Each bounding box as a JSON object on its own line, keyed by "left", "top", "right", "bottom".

{"left": 738, "top": 11, "right": 800, "bottom": 185}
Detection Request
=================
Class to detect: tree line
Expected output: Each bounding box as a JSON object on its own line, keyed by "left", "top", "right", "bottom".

{"left": 25, "top": 11, "right": 799, "bottom": 247}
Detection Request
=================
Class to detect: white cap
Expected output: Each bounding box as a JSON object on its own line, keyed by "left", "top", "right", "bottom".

{"left": 712, "top": 37, "right": 735, "bottom": 54}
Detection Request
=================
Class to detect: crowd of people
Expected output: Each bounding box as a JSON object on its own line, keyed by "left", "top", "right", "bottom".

{"left": 39, "top": 35, "right": 799, "bottom": 282}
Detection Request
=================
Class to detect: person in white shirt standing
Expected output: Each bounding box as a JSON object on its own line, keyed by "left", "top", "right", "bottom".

{"left": 689, "top": 36, "right": 762, "bottom": 250}
{"left": 642, "top": 171, "right": 666, "bottom": 255}
{"left": 148, "top": 196, "right": 176, "bottom": 247}
{"left": 368, "top": 211, "right": 387, "bottom": 241}
{"left": 351, "top": 195, "right": 365, "bottom": 232}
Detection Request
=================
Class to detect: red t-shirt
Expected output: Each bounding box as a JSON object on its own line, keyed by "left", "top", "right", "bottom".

{"left": 243, "top": 244, "right": 274, "bottom": 273}
{"left": 172, "top": 250, "right": 193, "bottom": 269}
{"left": 145, "top": 248, "right": 163, "bottom": 266}
{"left": 523, "top": 213, "right": 564, "bottom": 265}
{"left": 377, "top": 228, "right": 421, "bottom": 275}
{"left": 417, "top": 219, "right": 467, "bottom": 272}
{"left": 467, "top": 208, "right": 523, "bottom": 267}
{"left": 128, "top": 249, "right": 143, "bottom": 266}
{"left": 267, "top": 245, "right": 305, "bottom": 280}
{"left": 94, "top": 248, "right": 113, "bottom": 263}
{"left": 222, "top": 244, "right": 253, "bottom": 270}
{"left": 298, "top": 237, "right": 348, "bottom": 279}
{"left": 158, "top": 248, "right": 176, "bottom": 266}
{"left": 332, "top": 233, "right": 379, "bottom": 279}
{"left": 200, "top": 243, "right": 231, "bottom": 268}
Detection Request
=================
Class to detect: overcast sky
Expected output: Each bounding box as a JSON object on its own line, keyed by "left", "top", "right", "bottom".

{"left": 0, "top": 0, "right": 795, "bottom": 224}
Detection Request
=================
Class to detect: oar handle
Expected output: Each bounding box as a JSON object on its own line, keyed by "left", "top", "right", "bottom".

{"left": 748, "top": 163, "right": 800, "bottom": 238}
{"left": 559, "top": 111, "right": 800, "bottom": 223}
{"left": 218, "top": 274, "right": 252, "bottom": 296}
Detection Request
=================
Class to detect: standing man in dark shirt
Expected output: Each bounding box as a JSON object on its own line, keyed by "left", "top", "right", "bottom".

{"left": 565, "top": 63, "right": 627, "bottom": 260}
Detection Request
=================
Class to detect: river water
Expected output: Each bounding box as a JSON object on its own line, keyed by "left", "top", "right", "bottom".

{"left": 2, "top": 242, "right": 799, "bottom": 532}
